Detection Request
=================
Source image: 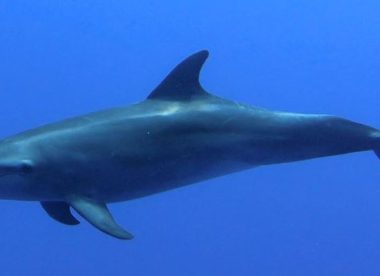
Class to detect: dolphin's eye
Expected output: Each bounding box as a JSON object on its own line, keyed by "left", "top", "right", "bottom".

{"left": 19, "top": 160, "right": 34, "bottom": 174}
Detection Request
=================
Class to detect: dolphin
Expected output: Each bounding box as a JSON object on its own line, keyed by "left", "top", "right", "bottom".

{"left": 0, "top": 50, "right": 379, "bottom": 240}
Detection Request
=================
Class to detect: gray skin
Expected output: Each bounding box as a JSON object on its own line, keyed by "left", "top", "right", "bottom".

{"left": 0, "top": 50, "right": 379, "bottom": 239}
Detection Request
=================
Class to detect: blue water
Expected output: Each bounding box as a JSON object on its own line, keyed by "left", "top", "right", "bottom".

{"left": 1, "top": 1, "right": 380, "bottom": 275}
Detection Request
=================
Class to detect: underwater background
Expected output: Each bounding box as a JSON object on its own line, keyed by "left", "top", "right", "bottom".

{"left": 1, "top": 0, "right": 380, "bottom": 275}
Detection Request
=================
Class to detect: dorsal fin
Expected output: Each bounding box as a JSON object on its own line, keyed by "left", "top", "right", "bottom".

{"left": 147, "top": 50, "right": 210, "bottom": 101}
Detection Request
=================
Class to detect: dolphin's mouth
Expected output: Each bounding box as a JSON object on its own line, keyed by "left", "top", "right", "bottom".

{"left": 0, "top": 171, "right": 16, "bottom": 178}
{"left": 0, "top": 163, "right": 18, "bottom": 177}
{"left": 0, "top": 160, "right": 34, "bottom": 177}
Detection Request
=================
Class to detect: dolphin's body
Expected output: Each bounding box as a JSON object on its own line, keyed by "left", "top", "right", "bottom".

{"left": 0, "top": 51, "right": 379, "bottom": 239}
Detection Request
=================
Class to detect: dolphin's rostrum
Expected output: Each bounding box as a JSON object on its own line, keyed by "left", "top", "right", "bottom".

{"left": 0, "top": 51, "right": 379, "bottom": 239}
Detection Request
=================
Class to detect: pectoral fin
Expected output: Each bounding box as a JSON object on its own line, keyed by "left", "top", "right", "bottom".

{"left": 68, "top": 197, "right": 134, "bottom": 240}
{"left": 41, "top": 201, "right": 80, "bottom": 225}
